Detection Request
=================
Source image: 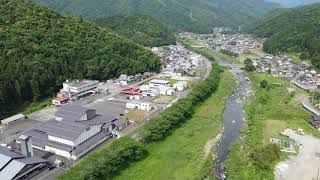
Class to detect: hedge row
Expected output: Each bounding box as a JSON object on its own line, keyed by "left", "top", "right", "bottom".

{"left": 57, "top": 137, "right": 147, "bottom": 180}
{"left": 139, "top": 62, "right": 221, "bottom": 143}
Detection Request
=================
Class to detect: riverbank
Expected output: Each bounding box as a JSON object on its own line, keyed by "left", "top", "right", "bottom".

{"left": 112, "top": 70, "right": 236, "bottom": 180}
{"left": 226, "top": 73, "right": 320, "bottom": 179}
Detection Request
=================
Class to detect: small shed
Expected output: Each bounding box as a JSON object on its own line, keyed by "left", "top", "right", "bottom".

{"left": 1, "top": 114, "right": 25, "bottom": 125}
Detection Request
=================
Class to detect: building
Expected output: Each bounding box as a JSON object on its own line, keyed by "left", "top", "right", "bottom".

{"left": 121, "top": 87, "right": 141, "bottom": 96}
{"left": 158, "top": 86, "right": 173, "bottom": 96}
{"left": 173, "top": 81, "right": 188, "bottom": 91}
{"left": 1, "top": 114, "right": 25, "bottom": 126}
{"left": 311, "top": 115, "right": 320, "bottom": 130}
{"left": 52, "top": 96, "right": 69, "bottom": 106}
{"left": 126, "top": 101, "right": 153, "bottom": 111}
{"left": 140, "top": 85, "right": 160, "bottom": 97}
{"left": 19, "top": 106, "right": 128, "bottom": 160}
{"left": 58, "top": 79, "right": 99, "bottom": 100}
{"left": 149, "top": 79, "right": 170, "bottom": 87}
{"left": 0, "top": 146, "right": 47, "bottom": 180}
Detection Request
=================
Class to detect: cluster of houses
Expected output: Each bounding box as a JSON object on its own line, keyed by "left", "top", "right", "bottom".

{"left": 176, "top": 32, "right": 212, "bottom": 41}
{"left": 209, "top": 34, "right": 264, "bottom": 54}
{"left": 152, "top": 45, "right": 205, "bottom": 78}
{"left": 122, "top": 79, "right": 188, "bottom": 112}
{"left": 255, "top": 54, "right": 304, "bottom": 78}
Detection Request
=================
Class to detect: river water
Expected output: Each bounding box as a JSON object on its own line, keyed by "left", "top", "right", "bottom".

{"left": 214, "top": 58, "right": 252, "bottom": 179}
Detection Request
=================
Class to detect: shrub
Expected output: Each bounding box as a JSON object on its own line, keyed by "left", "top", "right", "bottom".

{"left": 250, "top": 143, "right": 281, "bottom": 169}
{"left": 244, "top": 58, "right": 256, "bottom": 72}
{"left": 260, "top": 80, "right": 268, "bottom": 88}
{"left": 57, "top": 137, "right": 148, "bottom": 180}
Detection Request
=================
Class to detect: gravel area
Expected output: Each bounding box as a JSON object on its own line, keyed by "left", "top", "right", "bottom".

{"left": 274, "top": 129, "right": 320, "bottom": 180}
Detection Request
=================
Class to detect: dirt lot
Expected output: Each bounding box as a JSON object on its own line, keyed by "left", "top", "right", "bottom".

{"left": 153, "top": 95, "right": 176, "bottom": 104}
{"left": 274, "top": 129, "right": 320, "bottom": 180}
{"left": 124, "top": 108, "right": 158, "bottom": 122}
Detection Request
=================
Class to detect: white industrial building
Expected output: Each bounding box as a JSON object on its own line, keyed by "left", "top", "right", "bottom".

{"left": 158, "top": 86, "right": 173, "bottom": 96}
{"left": 140, "top": 85, "right": 160, "bottom": 97}
{"left": 126, "top": 101, "right": 153, "bottom": 111}
{"left": 149, "top": 79, "right": 170, "bottom": 87}
{"left": 173, "top": 81, "right": 188, "bottom": 91}
{"left": 60, "top": 79, "right": 99, "bottom": 99}
{"left": 19, "top": 106, "right": 127, "bottom": 160}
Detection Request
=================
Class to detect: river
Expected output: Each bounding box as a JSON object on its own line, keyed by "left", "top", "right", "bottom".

{"left": 214, "top": 57, "right": 252, "bottom": 179}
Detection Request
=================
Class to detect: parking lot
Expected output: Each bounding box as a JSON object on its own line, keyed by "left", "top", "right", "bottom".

{"left": 274, "top": 129, "right": 320, "bottom": 180}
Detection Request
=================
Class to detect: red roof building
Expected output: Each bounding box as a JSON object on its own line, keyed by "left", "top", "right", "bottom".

{"left": 121, "top": 86, "right": 141, "bottom": 95}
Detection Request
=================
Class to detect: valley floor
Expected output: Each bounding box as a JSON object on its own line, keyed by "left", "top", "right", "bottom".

{"left": 113, "top": 70, "right": 236, "bottom": 180}
{"left": 226, "top": 73, "right": 320, "bottom": 179}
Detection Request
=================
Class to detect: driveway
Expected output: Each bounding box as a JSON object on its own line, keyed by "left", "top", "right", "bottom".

{"left": 274, "top": 129, "right": 320, "bottom": 180}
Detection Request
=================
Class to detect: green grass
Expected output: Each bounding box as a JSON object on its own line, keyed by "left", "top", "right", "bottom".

{"left": 181, "top": 39, "right": 206, "bottom": 47}
{"left": 226, "top": 73, "right": 320, "bottom": 180}
{"left": 21, "top": 98, "right": 52, "bottom": 115}
{"left": 113, "top": 70, "right": 236, "bottom": 180}
{"left": 200, "top": 48, "right": 240, "bottom": 64}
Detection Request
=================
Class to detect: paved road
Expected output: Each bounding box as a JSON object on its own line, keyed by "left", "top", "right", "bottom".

{"left": 302, "top": 97, "right": 320, "bottom": 115}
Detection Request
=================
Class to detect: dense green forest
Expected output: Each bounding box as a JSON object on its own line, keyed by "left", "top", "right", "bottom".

{"left": 248, "top": 4, "right": 320, "bottom": 69}
{"left": 0, "top": 0, "right": 161, "bottom": 118}
{"left": 95, "top": 15, "right": 176, "bottom": 47}
{"left": 32, "top": 0, "right": 278, "bottom": 33}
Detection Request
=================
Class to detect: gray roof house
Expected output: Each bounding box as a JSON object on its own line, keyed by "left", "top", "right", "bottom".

{"left": 0, "top": 146, "right": 47, "bottom": 180}
{"left": 19, "top": 106, "right": 128, "bottom": 160}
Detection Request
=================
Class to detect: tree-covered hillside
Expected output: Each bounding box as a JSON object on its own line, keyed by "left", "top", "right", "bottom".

{"left": 0, "top": 0, "right": 161, "bottom": 118}
{"left": 95, "top": 15, "right": 176, "bottom": 47}
{"left": 32, "top": 0, "right": 278, "bottom": 33}
{"left": 249, "top": 4, "right": 320, "bottom": 69}
{"left": 267, "top": 0, "right": 320, "bottom": 7}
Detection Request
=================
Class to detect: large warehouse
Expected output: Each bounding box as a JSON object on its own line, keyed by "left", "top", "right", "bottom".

{"left": 19, "top": 106, "right": 128, "bottom": 160}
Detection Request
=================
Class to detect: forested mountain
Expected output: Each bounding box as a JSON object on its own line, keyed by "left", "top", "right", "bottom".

{"left": 0, "top": 0, "right": 161, "bottom": 118}
{"left": 249, "top": 4, "right": 320, "bottom": 69}
{"left": 267, "top": 0, "right": 320, "bottom": 7}
{"left": 95, "top": 15, "right": 176, "bottom": 47}
{"left": 32, "top": 0, "right": 278, "bottom": 33}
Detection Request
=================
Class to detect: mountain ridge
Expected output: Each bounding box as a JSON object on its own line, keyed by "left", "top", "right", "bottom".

{"left": 31, "top": 0, "right": 279, "bottom": 33}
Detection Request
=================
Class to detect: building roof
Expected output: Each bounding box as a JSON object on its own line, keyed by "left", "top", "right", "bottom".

{"left": 1, "top": 114, "right": 25, "bottom": 124}
{"left": 0, "top": 146, "right": 47, "bottom": 180}
{"left": 22, "top": 106, "right": 123, "bottom": 150}
{"left": 150, "top": 79, "right": 170, "bottom": 84}
{"left": 64, "top": 80, "right": 99, "bottom": 88}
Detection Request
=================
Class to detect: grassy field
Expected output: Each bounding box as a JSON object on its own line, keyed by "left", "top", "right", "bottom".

{"left": 21, "top": 98, "right": 52, "bottom": 115}
{"left": 113, "top": 70, "right": 236, "bottom": 180}
{"left": 181, "top": 39, "right": 207, "bottom": 47}
{"left": 200, "top": 48, "right": 240, "bottom": 64}
{"left": 226, "top": 73, "right": 320, "bottom": 179}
